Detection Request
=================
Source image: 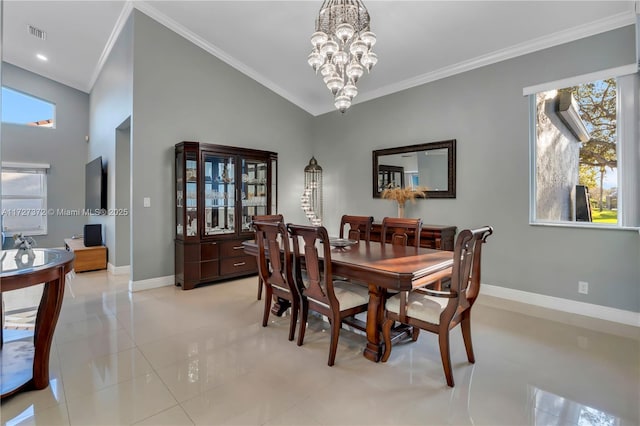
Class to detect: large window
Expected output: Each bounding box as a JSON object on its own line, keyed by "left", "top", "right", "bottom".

{"left": 527, "top": 66, "right": 639, "bottom": 228}
{"left": 1, "top": 163, "right": 50, "bottom": 235}
{"left": 1, "top": 86, "right": 56, "bottom": 128}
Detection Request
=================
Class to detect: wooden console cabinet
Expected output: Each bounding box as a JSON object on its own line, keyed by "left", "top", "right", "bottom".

{"left": 64, "top": 238, "right": 107, "bottom": 272}
{"left": 175, "top": 142, "right": 277, "bottom": 290}
{"left": 369, "top": 223, "right": 456, "bottom": 251}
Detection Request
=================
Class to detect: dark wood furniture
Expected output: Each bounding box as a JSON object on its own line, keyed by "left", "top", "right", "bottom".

{"left": 1, "top": 248, "right": 74, "bottom": 399}
{"left": 254, "top": 220, "right": 299, "bottom": 341}
{"left": 370, "top": 223, "right": 456, "bottom": 251}
{"left": 64, "top": 238, "right": 107, "bottom": 272}
{"left": 175, "top": 142, "right": 277, "bottom": 290}
{"left": 373, "top": 139, "right": 456, "bottom": 199}
{"left": 244, "top": 239, "right": 454, "bottom": 363}
{"left": 339, "top": 215, "right": 374, "bottom": 242}
{"left": 381, "top": 227, "right": 493, "bottom": 386}
{"left": 252, "top": 214, "right": 284, "bottom": 300}
{"left": 381, "top": 217, "right": 423, "bottom": 247}
{"left": 288, "top": 224, "right": 370, "bottom": 366}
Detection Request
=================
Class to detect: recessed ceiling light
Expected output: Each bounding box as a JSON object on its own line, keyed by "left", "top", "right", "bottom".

{"left": 36, "top": 54, "right": 48, "bottom": 61}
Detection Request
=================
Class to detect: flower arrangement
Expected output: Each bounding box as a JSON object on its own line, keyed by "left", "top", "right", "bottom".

{"left": 381, "top": 184, "right": 428, "bottom": 217}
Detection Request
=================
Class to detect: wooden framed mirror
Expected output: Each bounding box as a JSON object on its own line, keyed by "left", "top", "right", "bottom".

{"left": 372, "top": 139, "right": 456, "bottom": 199}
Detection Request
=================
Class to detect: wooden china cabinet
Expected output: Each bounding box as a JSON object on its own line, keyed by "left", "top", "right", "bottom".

{"left": 175, "top": 142, "right": 277, "bottom": 290}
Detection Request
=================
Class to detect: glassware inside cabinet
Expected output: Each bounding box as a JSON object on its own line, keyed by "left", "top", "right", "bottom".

{"left": 241, "top": 159, "right": 269, "bottom": 231}
{"left": 203, "top": 153, "right": 235, "bottom": 236}
{"left": 185, "top": 153, "right": 198, "bottom": 237}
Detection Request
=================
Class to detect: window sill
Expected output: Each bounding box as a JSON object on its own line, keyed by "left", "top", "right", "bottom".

{"left": 529, "top": 222, "right": 640, "bottom": 232}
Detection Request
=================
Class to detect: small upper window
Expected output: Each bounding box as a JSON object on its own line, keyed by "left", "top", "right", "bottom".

{"left": 1, "top": 86, "right": 55, "bottom": 128}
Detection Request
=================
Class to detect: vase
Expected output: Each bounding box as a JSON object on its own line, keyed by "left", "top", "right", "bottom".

{"left": 397, "top": 203, "right": 405, "bottom": 218}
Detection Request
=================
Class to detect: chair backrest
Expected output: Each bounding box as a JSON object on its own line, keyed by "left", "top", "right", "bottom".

{"left": 251, "top": 214, "right": 283, "bottom": 225}
{"left": 381, "top": 217, "right": 423, "bottom": 247}
{"left": 253, "top": 220, "right": 297, "bottom": 297}
{"left": 449, "top": 226, "right": 493, "bottom": 311}
{"left": 339, "top": 215, "right": 374, "bottom": 242}
{"left": 287, "top": 223, "right": 337, "bottom": 309}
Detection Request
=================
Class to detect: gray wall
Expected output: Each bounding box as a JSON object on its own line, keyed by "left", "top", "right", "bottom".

{"left": 115, "top": 118, "right": 131, "bottom": 267}
{"left": 1, "top": 62, "right": 89, "bottom": 248}
{"left": 88, "top": 16, "right": 133, "bottom": 265}
{"left": 311, "top": 26, "right": 639, "bottom": 312}
{"left": 129, "top": 11, "right": 313, "bottom": 282}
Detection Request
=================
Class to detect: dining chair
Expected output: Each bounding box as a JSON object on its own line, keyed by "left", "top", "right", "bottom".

{"left": 253, "top": 220, "right": 300, "bottom": 341}
{"left": 381, "top": 226, "right": 493, "bottom": 387}
{"left": 339, "top": 215, "right": 374, "bottom": 242}
{"left": 251, "top": 214, "right": 284, "bottom": 300}
{"left": 287, "top": 223, "right": 370, "bottom": 366}
{"left": 381, "top": 217, "right": 423, "bottom": 247}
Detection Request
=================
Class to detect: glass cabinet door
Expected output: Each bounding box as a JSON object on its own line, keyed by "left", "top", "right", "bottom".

{"left": 240, "top": 158, "right": 269, "bottom": 232}
{"left": 176, "top": 150, "right": 184, "bottom": 237}
{"left": 203, "top": 153, "right": 235, "bottom": 236}
{"left": 185, "top": 152, "right": 198, "bottom": 237}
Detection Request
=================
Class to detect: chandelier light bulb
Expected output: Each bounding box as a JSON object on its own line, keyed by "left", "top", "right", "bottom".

{"left": 326, "top": 76, "right": 344, "bottom": 95}
{"left": 360, "top": 31, "right": 377, "bottom": 48}
{"left": 320, "top": 63, "right": 336, "bottom": 77}
{"left": 335, "top": 23, "right": 355, "bottom": 42}
{"left": 310, "top": 31, "right": 328, "bottom": 47}
{"left": 334, "top": 95, "right": 352, "bottom": 113}
{"left": 332, "top": 50, "right": 349, "bottom": 66}
{"left": 349, "top": 39, "right": 368, "bottom": 60}
{"left": 308, "top": 51, "right": 325, "bottom": 72}
{"left": 361, "top": 52, "right": 378, "bottom": 71}
{"left": 346, "top": 62, "right": 364, "bottom": 82}
{"left": 343, "top": 84, "right": 358, "bottom": 98}
{"left": 320, "top": 40, "right": 339, "bottom": 60}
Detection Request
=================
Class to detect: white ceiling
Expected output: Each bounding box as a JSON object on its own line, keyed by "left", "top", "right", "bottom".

{"left": 3, "top": 1, "right": 636, "bottom": 116}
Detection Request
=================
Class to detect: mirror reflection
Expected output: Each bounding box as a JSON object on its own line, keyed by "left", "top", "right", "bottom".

{"left": 372, "top": 140, "right": 456, "bottom": 199}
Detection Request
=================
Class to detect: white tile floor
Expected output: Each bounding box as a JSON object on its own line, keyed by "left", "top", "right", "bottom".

{"left": 1, "top": 271, "right": 639, "bottom": 426}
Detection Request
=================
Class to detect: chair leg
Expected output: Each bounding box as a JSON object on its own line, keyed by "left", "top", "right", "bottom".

{"left": 257, "top": 277, "right": 263, "bottom": 300}
{"left": 439, "top": 327, "right": 454, "bottom": 387}
{"left": 460, "top": 311, "right": 475, "bottom": 363}
{"left": 327, "top": 313, "right": 341, "bottom": 366}
{"left": 381, "top": 318, "right": 394, "bottom": 362}
{"left": 288, "top": 298, "right": 298, "bottom": 342}
{"left": 411, "top": 327, "right": 420, "bottom": 342}
{"left": 297, "top": 298, "right": 308, "bottom": 347}
{"left": 262, "top": 286, "right": 273, "bottom": 327}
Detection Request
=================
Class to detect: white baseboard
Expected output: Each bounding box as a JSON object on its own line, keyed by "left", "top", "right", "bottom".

{"left": 481, "top": 283, "right": 640, "bottom": 327}
{"left": 129, "top": 275, "right": 174, "bottom": 292}
{"left": 108, "top": 263, "right": 130, "bottom": 275}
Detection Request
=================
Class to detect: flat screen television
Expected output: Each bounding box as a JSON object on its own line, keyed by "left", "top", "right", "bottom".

{"left": 85, "top": 156, "right": 107, "bottom": 213}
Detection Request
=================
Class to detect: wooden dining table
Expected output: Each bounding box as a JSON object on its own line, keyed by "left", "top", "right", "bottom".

{"left": 243, "top": 240, "right": 454, "bottom": 362}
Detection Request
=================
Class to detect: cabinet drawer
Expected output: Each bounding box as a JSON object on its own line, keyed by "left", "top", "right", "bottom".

{"left": 200, "top": 260, "right": 219, "bottom": 280}
{"left": 201, "top": 242, "right": 219, "bottom": 260}
{"left": 220, "top": 240, "right": 250, "bottom": 258}
{"left": 220, "top": 255, "right": 256, "bottom": 275}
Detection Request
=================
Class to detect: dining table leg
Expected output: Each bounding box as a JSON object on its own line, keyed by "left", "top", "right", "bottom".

{"left": 363, "top": 283, "right": 384, "bottom": 362}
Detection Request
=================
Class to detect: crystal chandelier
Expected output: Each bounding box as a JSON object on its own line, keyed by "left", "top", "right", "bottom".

{"left": 308, "top": 0, "right": 377, "bottom": 113}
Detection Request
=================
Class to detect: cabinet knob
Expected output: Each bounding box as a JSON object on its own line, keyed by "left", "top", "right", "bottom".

{"left": 233, "top": 246, "right": 244, "bottom": 250}
{"left": 233, "top": 262, "right": 246, "bottom": 267}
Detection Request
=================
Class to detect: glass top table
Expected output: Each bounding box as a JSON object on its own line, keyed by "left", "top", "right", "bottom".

{"left": 1, "top": 248, "right": 74, "bottom": 399}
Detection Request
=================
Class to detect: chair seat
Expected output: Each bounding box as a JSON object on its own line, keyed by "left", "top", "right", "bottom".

{"left": 386, "top": 291, "right": 449, "bottom": 325}
{"left": 307, "top": 280, "right": 369, "bottom": 311}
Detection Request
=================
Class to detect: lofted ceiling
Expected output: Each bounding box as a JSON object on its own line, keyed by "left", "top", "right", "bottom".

{"left": 3, "top": 1, "right": 636, "bottom": 116}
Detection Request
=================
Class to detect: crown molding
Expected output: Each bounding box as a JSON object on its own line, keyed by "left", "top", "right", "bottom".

{"left": 349, "top": 10, "right": 636, "bottom": 113}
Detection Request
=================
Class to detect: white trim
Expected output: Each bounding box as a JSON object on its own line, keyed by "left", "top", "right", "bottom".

{"left": 350, "top": 11, "right": 636, "bottom": 115}
{"left": 129, "top": 274, "right": 173, "bottom": 292}
{"left": 523, "top": 64, "right": 637, "bottom": 96}
{"left": 107, "top": 263, "right": 130, "bottom": 275}
{"left": 482, "top": 283, "right": 640, "bottom": 327}
{"left": 88, "top": 1, "right": 134, "bottom": 92}
{"left": 1, "top": 162, "right": 50, "bottom": 170}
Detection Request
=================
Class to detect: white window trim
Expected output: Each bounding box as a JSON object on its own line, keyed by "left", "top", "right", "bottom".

{"left": 527, "top": 66, "right": 640, "bottom": 231}
{"left": 1, "top": 162, "right": 50, "bottom": 236}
